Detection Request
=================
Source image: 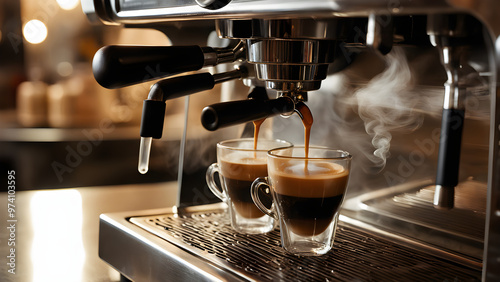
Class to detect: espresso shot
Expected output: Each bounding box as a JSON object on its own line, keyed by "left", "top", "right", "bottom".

{"left": 206, "top": 138, "right": 293, "bottom": 234}
{"left": 219, "top": 156, "right": 268, "bottom": 219}
{"left": 252, "top": 146, "right": 351, "bottom": 255}
{"left": 271, "top": 162, "right": 349, "bottom": 236}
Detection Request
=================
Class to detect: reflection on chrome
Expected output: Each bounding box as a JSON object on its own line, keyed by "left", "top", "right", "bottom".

{"left": 30, "top": 190, "right": 85, "bottom": 282}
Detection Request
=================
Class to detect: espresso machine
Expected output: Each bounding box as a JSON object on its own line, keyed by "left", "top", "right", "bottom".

{"left": 83, "top": 0, "right": 500, "bottom": 280}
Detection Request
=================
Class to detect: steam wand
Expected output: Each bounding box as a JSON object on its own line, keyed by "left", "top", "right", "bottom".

{"left": 427, "top": 14, "right": 482, "bottom": 209}
{"left": 138, "top": 68, "right": 245, "bottom": 174}
{"left": 433, "top": 45, "right": 466, "bottom": 209}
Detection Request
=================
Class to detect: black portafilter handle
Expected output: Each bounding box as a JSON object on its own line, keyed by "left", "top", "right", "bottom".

{"left": 141, "top": 69, "right": 243, "bottom": 139}
{"left": 93, "top": 45, "right": 210, "bottom": 89}
{"left": 201, "top": 97, "right": 295, "bottom": 131}
{"left": 434, "top": 108, "right": 465, "bottom": 209}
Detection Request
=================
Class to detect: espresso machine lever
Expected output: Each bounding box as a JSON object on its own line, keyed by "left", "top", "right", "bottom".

{"left": 138, "top": 67, "right": 246, "bottom": 174}
{"left": 92, "top": 41, "right": 245, "bottom": 89}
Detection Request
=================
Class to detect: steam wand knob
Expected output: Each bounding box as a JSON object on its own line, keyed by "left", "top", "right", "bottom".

{"left": 138, "top": 68, "right": 245, "bottom": 174}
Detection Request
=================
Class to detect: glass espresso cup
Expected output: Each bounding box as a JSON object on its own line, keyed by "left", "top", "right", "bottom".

{"left": 206, "top": 138, "right": 293, "bottom": 234}
{"left": 251, "top": 146, "right": 351, "bottom": 256}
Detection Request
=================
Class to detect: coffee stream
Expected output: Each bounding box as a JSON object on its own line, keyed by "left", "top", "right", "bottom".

{"left": 252, "top": 103, "right": 313, "bottom": 166}
{"left": 252, "top": 103, "right": 349, "bottom": 237}
{"left": 295, "top": 102, "right": 314, "bottom": 171}
{"left": 221, "top": 105, "right": 314, "bottom": 221}
{"left": 253, "top": 118, "right": 266, "bottom": 150}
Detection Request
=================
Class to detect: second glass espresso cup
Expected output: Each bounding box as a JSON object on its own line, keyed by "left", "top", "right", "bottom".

{"left": 206, "top": 138, "right": 293, "bottom": 234}
{"left": 252, "top": 146, "right": 351, "bottom": 256}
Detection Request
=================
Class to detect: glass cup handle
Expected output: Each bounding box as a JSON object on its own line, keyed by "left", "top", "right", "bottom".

{"left": 251, "top": 177, "right": 277, "bottom": 219}
{"left": 206, "top": 163, "right": 226, "bottom": 201}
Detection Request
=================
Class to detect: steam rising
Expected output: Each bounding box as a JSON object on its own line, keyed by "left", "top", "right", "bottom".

{"left": 274, "top": 47, "right": 444, "bottom": 172}
{"left": 353, "top": 47, "right": 425, "bottom": 168}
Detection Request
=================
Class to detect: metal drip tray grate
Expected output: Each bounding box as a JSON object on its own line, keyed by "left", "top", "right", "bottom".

{"left": 345, "top": 179, "right": 487, "bottom": 259}
{"left": 130, "top": 206, "right": 481, "bottom": 281}
{"left": 364, "top": 180, "right": 486, "bottom": 240}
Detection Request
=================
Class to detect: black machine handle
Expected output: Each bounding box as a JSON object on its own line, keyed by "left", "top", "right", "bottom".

{"left": 140, "top": 70, "right": 243, "bottom": 139}
{"left": 140, "top": 100, "right": 167, "bottom": 139}
{"left": 201, "top": 97, "right": 295, "bottom": 131}
{"left": 150, "top": 72, "right": 216, "bottom": 102}
{"left": 435, "top": 108, "right": 465, "bottom": 187}
{"left": 93, "top": 45, "right": 210, "bottom": 89}
{"left": 140, "top": 73, "right": 216, "bottom": 139}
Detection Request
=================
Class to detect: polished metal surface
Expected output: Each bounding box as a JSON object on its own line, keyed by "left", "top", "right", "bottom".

{"left": 98, "top": 203, "right": 482, "bottom": 281}
{"left": 345, "top": 179, "right": 487, "bottom": 260}
{"left": 255, "top": 64, "right": 329, "bottom": 83}
{"left": 443, "top": 82, "right": 467, "bottom": 110}
{"left": 427, "top": 14, "right": 483, "bottom": 111}
{"left": 83, "top": 0, "right": 453, "bottom": 25}
{"left": 246, "top": 39, "right": 335, "bottom": 64}
{"left": 246, "top": 39, "right": 334, "bottom": 92}
{"left": 201, "top": 41, "right": 246, "bottom": 67}
{"left": 266, "top": 81, "right": 321, "bottom": 92}
{"left": 218, "top": 19, "right": 348, "bottom": 93}
{"left": 483, "top": 35, "right": 500, "bottom": 282}
{"left": 439, "top": 44, "right": 469, "bottom": 110}
{"left": 433, "top": 184, "right": 455, "bottom": 208}
{"left": 0, "top": 182, "right": 178, "bottom": 282}
{"left": 366, "top": 13, "right": 394, "bottom": 55}
{"left": 217, "top": 18, "right": 347, "bottom": 41}
{"left": 99, "top": 205, "right": 242, "bottom": 282}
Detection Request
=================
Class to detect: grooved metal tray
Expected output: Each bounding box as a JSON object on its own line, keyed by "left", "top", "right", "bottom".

{"left": 344, "top": 179, "right": 487, "bottom": 259}
{"left": 364, "top": 180, "right": 486, "bottom": 240}
{"left": 129, "top": 205, "right": 482, "bottom": 281}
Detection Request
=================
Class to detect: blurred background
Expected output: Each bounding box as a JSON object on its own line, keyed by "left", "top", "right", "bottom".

{"left": 0, "top": 0, "right": 197, "bottom": 190}
{"left": 0, "top": 1, "right": 204, "bottom": 281}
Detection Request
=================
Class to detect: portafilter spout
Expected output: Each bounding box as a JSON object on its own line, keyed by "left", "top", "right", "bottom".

{"left": 200, "top": 87, "right": 296, "bottom": 131}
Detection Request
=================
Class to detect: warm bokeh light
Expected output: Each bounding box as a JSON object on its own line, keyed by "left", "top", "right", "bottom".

{"left": 57, "top": 61, "right": 74, "bottom": 77}
{"left": 31, "top": 189, "right": 85, "bottom": 282}
{"left": 23, "top": 20, "right": 48, "bottom": 44}
{"left": 57, "top": 0, "right": 80, "bottom": 10}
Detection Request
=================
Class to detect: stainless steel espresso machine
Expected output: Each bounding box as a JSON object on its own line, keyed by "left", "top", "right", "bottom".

{"left": 82, "top": 0, "right": 500, "bottom": 280}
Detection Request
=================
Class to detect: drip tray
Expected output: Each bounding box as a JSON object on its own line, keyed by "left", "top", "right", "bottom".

{"left": 99, "top": 203, "right": 482, "bottom": 281}
{"left": 344, "top": 179, "right": 487, "bottom": 259}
